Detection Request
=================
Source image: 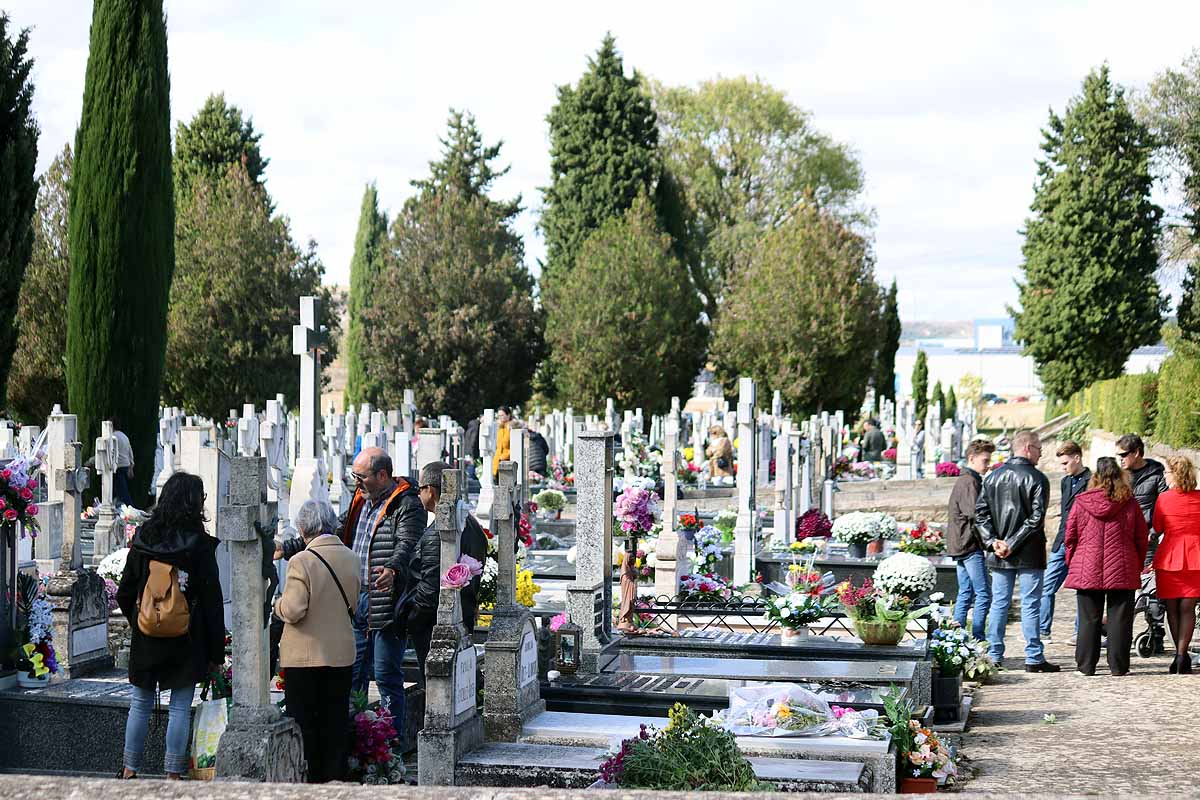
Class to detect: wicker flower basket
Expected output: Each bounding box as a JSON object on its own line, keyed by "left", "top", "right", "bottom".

{"left": 853, "top": 619, "right": 904, "bottom": 646}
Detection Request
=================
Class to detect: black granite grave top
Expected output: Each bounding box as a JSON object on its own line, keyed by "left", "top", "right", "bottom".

{"left": 605, "top": 653, "right": 915, "bottom": 682}
{"left": 618, "top": 629, "right": 929, "bottom": 660}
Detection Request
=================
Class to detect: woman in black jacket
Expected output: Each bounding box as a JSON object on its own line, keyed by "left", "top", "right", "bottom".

{"left": 115, "top": 472, "right": 224, "bottom": 779}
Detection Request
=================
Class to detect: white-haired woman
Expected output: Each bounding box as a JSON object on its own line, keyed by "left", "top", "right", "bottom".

{"left": 273, "top": 500, "right": 359, "bottom": 782}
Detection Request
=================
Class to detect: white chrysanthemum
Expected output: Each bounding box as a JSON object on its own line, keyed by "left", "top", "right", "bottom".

{"left": 873, "top": 552, "right": 937, "bottom": 596}
{"left": 831, "top": 512, "right": 881, "bottom": 544}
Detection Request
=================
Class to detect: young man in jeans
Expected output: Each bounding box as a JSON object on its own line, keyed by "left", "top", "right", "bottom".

{"left": 1040, "top": 440, "right": 1090, "bottom": 643}
{"left": 975, "top": 429, "right": 1060, "bottom": 672}
{"left": 946, "top": 439, "right": 995, "bottom": 640}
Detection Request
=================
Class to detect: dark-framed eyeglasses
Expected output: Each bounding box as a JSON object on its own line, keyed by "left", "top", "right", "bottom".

{"left": 1116, "top": 451, "right": 1130, "bottom": 458}
{"left": 351, "top": 471, "right": 372, "bottom": 483}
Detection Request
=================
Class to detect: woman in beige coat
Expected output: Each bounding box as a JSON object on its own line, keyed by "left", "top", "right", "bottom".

{"left": 274, "top": 500, "right": 360, "bottom": 783}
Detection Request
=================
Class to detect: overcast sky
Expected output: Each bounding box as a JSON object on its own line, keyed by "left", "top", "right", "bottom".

{"left": 12, "top": 1, "right": 1200, "bottom": 319}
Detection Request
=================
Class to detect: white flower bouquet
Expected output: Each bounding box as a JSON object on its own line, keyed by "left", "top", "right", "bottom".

{"left": 97, "top": 547, "right": 129, "bottom": 583}
{"left": 866, "top": 512, "right": 898, "bottom": 540}
{"left": 873, "top": 552, "right": 937, "bottom": 597}
{"left": 831, "top": 512, "right": 880, "bottom": 545}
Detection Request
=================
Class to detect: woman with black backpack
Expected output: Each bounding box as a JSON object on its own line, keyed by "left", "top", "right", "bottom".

{"left": 115, "top": 472, "right": 225, "bottom": 779}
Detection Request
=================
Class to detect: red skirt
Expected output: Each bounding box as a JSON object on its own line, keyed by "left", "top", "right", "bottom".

{"left": 1155, "top": 569, "right": 1200, "bottom": 599}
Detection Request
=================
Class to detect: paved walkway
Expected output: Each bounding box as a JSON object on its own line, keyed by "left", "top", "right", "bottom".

{"left": 963, "top": 585, "right": 1198, "bottom": 794}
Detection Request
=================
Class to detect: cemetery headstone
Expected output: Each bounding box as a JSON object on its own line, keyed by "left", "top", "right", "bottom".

{"left": 567, "top": 431, "right": 614, "bottom": 673}
{"left": 417, "top": 427, "right": 444, "bottom": 473}
{"left": 733, "top": 378, "right": 757, "bottom": 584}
{"left": 774, "top": 419, "right": 793, "bottom": 543}
{"left": 476, "top": 410, "right": 496, "bottom": 524}
{"left": 653, "top": 416, "right": 687, "bottom": 597}
{"left": 289, "top": 296, "right": 330, "bottom": 524}
{"left": 91, "top": 421, "right": 121, "bottom": 565}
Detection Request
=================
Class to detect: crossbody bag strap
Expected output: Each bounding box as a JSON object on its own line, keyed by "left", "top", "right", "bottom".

{"left": 308, "top": 548, "right": 355, "bottom": 620}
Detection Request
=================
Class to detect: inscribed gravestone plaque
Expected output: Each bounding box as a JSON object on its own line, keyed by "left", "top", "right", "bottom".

{"left": 519, "top": 627, "right": 538, "bottom": 689}
{"left": 454, "top": 644, "right": 477, "bottom": 716}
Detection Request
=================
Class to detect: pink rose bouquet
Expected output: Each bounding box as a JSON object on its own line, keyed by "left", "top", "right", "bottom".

{"left": 440, "top": 563, "right": 472, "bottom": 589}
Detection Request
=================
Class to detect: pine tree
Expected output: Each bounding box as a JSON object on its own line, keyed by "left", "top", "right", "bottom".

{"left": 0, "top": 14, "right": 39, "bottom": 412}
{"left": 547, "top": 195, "right": 704, "bottom": 412}
{"left": 930, "top": 380, "right": 945, "bottom": 419}
{"left": 912, "top": 350, "right": 929, "bottom": 420}
{"left": 540, "top": 34, "right": 661, "bottom": 292}
{"left": 343, "top": 183, "right": 387, "bottom": 406}
{"left": 874, "top": 279, "right": 901, "bottom": 403}
{"left": 174, "top": 92, "right": 267, "bottom": 197}
{"left": 67, "top": 0, "right": 174, "bottom": 503}
{"left": 1013, "top": 66, "right": 1164, "bottom": 399}
{"left": 944, "top": 385, "right": 958, "bottom": 423}
{"left": 9, "top": 145, "right": 69, "bottom": 423}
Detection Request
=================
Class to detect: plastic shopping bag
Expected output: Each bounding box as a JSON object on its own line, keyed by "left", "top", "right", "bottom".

{"left": 188, "top": 690, "right": 228, "bottom": 780}
{"left": 712, "top": 682, "right": 887, "bottom": 739}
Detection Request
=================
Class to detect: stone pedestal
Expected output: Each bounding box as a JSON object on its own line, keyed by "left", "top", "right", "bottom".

{"left": 773, "top": 419, "right": 793, "bottom": 543}
{"left": 565, "top": 431, "right": 614, "bottom": 674}
{"left": 654, "top": 418, "right": 687, "bottom": 597}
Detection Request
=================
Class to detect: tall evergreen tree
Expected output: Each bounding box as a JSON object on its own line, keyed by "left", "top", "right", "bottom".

{"left": 67, "top": 0, "right": 174, "bottom": 502}
{"left": 343, "top": 183, "right": 387, "bottom": 406}
{"left": 0, "top": 14, "right": 39, "bottom": 412}
{"left": 9, "top": 145, "right": 69, "bottom": 423}
{"left": 540, "top": 34, "right": 661, "bottom": 292}
{"left": 912, "top": 350, "right": 929, "bottom": 420}
{"left": 1013, "top": 66, "right": 1164, "bottom": 399}
{"left": 174, "top": 92, "right": 267, "bottom": 197}
{"left": 364, "top": 113, "right": 544, "bottom": 420}
{"left": 874, "top": 279, "right": 901, "bottom": 403}
{"left": 1179, "top": 262, "right": 1200, "bottom": 341}
{"left": 944, "top": 385, "right": 958, "bottom": 423}
{"left": 930, "top": 380, "right": 945, "bottom": 419}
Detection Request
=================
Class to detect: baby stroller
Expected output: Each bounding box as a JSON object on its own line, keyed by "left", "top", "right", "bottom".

{"left": 1133, "top": 570, "right": 1167, "bottom": 657}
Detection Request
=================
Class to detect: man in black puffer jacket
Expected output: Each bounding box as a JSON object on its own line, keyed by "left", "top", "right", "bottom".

{"left": 280, "top": 447, "right": 424, "bottom": 716}
{"left": 400, "top": 462, "right": 489, "bottom": 678}
{"left": 1116, "top": 433, "right": 1168, "bottom": 565}
{"left": 975, "top": 429, "right": 1060, "bottom": 673}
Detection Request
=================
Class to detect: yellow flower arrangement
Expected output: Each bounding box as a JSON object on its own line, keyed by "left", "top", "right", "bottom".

{"left": 515, "top": 569, "right": 540, "bottom": 607}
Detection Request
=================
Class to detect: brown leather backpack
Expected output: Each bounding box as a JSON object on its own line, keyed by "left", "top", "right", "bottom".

{"left": 137, "top": 560, "right": 190, "bottom": 638}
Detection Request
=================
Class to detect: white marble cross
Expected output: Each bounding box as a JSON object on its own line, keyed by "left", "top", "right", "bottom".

{"left": 292, "top": 296, "right": 324, "bottom": 463}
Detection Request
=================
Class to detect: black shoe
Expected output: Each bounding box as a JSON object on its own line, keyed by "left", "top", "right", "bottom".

{"left": 1169, "top": 655, "right": 1180, "bottom": 674}
{"left": 1181, "top": 654, "right": 1193, "bottom": 675}
{"left": 1025, "top": 661, "right": 1061, "bottom": 673}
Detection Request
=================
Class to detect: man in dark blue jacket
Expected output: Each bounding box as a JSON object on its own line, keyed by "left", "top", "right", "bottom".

{"left": 1040, "top": 440, "right": 1090, "bottom": 641}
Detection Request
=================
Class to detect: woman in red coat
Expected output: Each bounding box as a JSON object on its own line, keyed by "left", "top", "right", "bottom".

{"left": 1064, "top": 457, "right": 1148, "bottom": 676}
{"left": 1152, "top": 455, "right": 1200, "bottom": 674}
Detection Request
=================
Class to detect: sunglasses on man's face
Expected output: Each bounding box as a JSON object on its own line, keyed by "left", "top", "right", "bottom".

{"left": 1116, "top": 451, "right": 1130, "bottom": 458}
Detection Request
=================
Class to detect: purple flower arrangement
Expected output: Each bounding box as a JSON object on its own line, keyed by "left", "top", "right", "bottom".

{"left": 615, "top": 486, "right": 659, "bottom": 536}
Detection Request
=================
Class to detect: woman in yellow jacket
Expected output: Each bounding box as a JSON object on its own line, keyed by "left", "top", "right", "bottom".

{"left": 492, "top": 406, "right": 512, "bottom": 478}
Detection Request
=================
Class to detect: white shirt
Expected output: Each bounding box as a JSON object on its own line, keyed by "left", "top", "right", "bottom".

{"left": 114, "top": 430, "right": 134, "bottom": 468}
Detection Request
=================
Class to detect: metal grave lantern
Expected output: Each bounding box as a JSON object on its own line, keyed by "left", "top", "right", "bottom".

{"left": 552, "top": 618, "right": 582, "bottom": 675}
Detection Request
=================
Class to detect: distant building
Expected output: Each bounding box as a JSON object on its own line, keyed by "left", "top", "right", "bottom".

{"left": 893, "top": 319, "right": 1168, "bottom": 399}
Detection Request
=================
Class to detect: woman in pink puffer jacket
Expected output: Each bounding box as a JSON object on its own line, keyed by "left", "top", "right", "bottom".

{"left": 1064, "top": 457, "right": 1149, "bottom": 677}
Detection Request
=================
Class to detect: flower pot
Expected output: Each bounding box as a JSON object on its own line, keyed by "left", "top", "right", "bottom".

{"left": 900, "top": 776, "right": 938, "bottom": 793}
{"left": 866, "top": 537, "right": 884, "bottom": 555}
{"left": 556, "top": 509, "right": 562, "bottom": 520}
{"left": 17, "top": 672, "right": 49, "bottom": 689}
{"left": 932, "top": 673, "right": 962, "bottom": 723}
{"left": 847, "top": 541, "right": 868, "bottom": 559}
{"left": 853, "top": 619, "right": 904, "bottom": 645}
{"left": 780, "top": 626, "right": 810, "bottom": 641}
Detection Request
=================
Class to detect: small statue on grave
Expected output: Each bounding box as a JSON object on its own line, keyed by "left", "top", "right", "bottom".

{"left": 614, "top": 485, "right": 659, "bottom": 634}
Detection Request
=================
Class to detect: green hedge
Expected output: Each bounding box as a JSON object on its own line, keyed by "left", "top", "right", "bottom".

{"left": 1058, "top": 372, "right": 1157, "bottom": 438}
{"left": 1154, "top": 332, "right": 1200, "bottom": 448}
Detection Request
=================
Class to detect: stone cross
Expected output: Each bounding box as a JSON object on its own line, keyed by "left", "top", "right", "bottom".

{"left": 55, "top": 436, "right": 87, "bottom": 571}
{"left": 620, "top": 411, "right": 635, "bottom": 483}
{"left": 91, "top": 421, "right": 120, "bottom": 565}
{"left": 510, "top": 425, "right": 527, "bottom": 508}
{"left": 792, "top": 426, "right": 809, "bottom": 515}
{"left": 402, "top": 389, "right": 415, "bottom": 439}
{"left": 757, "top": 413, "right": 773, "bottom": 489}
{"left": 0, "top": 422, "right": 14, "bottom": 459}
{"left": 773, "top": 418, "right": 794, "bottom": 544}
{"left": 476, "top": 410, "right": 496, "bottom": 524}
{"left": 604, "top": 398, "right": 617, "bottom": 432}
{"left": 417, "top": 467, "right": 483, "bottom": 784}
{"left": 733, "top": 377, "right": 757, "bottom": 584}
{"left": 653, "top": 416, "right": 688, "bottom": 598}
{"left": 941, "top": 420, "right": 956, "bottom": 466}
{"left": 567, "top": 431, "right": 614, "bottom": 673}
{"left": 292, "top": 296, "right": 324, "bottom": 462}
{"left": 483, "top": 462, "right": 546, "bottom": 740}
{"left": 237, "top": 403, "right": 259, "bottom": 458}
{"left": 325, "top": 406, "right": 346, "bottom": 512}
{"left": 691, "top": 411, "right": 705, "bottom": 470}
{"left": 215, "top": 456, "right": 305, "bottom": 781}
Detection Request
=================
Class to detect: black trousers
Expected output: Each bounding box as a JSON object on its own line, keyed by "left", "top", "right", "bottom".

{"left": 408, "top": 613, "right": 436, "bottom": 682}
{"left": 284, "top": 665, "right": 352, "bottom": 783}
{"left": 1076, "top": 589, "right": 1134, "bottom": 676}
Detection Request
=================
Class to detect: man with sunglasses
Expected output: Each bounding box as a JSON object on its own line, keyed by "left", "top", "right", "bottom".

{"left": 279, "top": 446, "right": 424, "bottom": 718}
{"left": 1115, "top": 434, "right": 1168, "bottom": 565}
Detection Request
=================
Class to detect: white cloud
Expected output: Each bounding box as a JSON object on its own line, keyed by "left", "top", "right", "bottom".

{"left": 10, "top": 0, "right": 1199, "bottom": 319}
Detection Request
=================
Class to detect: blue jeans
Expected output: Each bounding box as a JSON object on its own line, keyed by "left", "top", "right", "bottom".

{"left": 1040, "top": 545, "right": 1070, "bottom": 636}
{"left": 351, "top": 591, "right": 408, "bottom": 720}
{"left": 987, "top": 568, "right": 1046, "bottom": 664}
{"left": 123, "top": 684, "right": 195, "bottom": 775}
{"left": 953, "top": 551, "right": 991, "bottom": 641}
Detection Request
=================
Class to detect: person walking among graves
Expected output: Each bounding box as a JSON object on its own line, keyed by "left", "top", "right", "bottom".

{"left": 463, "top": 414, "right": 481, "bottom": 482}
{"left": 1116, "top": 434, "right": 1168, "bottom": 564}
{"left": 401, "top": 462, "right": 489, "bottom": 679}
{"left": 111, "top": 416, "right": 136, "bottom": 507}
{"left": 492, "top": 406, "right": 512, "bottom": 478}
{"left": 1063, "top": 457, "right": 1148, "bottom": 676}
{"left": 527, "top": 419, "right": 550, "bottom": 480}
{"left": 1151, "top": 455, "right": 1200, "bottom": 673}
{"left": 947, "top": 438, "right": 995, "bottom": 640}
{"left": 706, "top": 424, "right": 734, "bottom": 484}
{"left": 115, "top": 473, "right": 224, "bottom": 780}
{"left": 860, "top": 419, "right": 887, "bottom": 462}
{"left": 1041, "top": 440, "right": 1091, "bottom": 644}
{"left": 279, "top": 446, "right": 424, "bottom": 717}
{"left": 976, "top": 429, "right": 1060, "bottom": 671}
{"left": 274, "top": 500, "right": 359, "bottom": 782}
{"left": 912, "top": 420, "right": 927, "bottom": 478}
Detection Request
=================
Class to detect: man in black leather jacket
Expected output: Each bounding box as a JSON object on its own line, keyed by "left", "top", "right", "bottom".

{"left": 975, "top": 430, "right": 1060, "bottom": 672}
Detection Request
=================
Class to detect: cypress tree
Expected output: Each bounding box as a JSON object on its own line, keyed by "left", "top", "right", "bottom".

{"left": 930, "top": 380, "right": 945, "bottom": 419}
{"left": 344, "top": 184, "right": 388, "bottom": 407}
{"left": 540, "top": 34, "right": 661, "bottom": 292}
{"left": 945, "top": 385, "right": 958, "bottom": 423}
{"left": 1013, "top": 66, "right": 1164, "bottom": 399}
{"left": 1179, "top": 261, "right": 1200, "bottom": 342}
{"left": 67, "top": 0, "right": 174, "bottom": 503}
{"left": 0, "top": 14, "right": 39, "bottom": 412}
{"left": 874, "top": 279, "right": 901, "bottom": 403}
{"left": 912, "top": 350, "right": 929, "bottom": 420}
